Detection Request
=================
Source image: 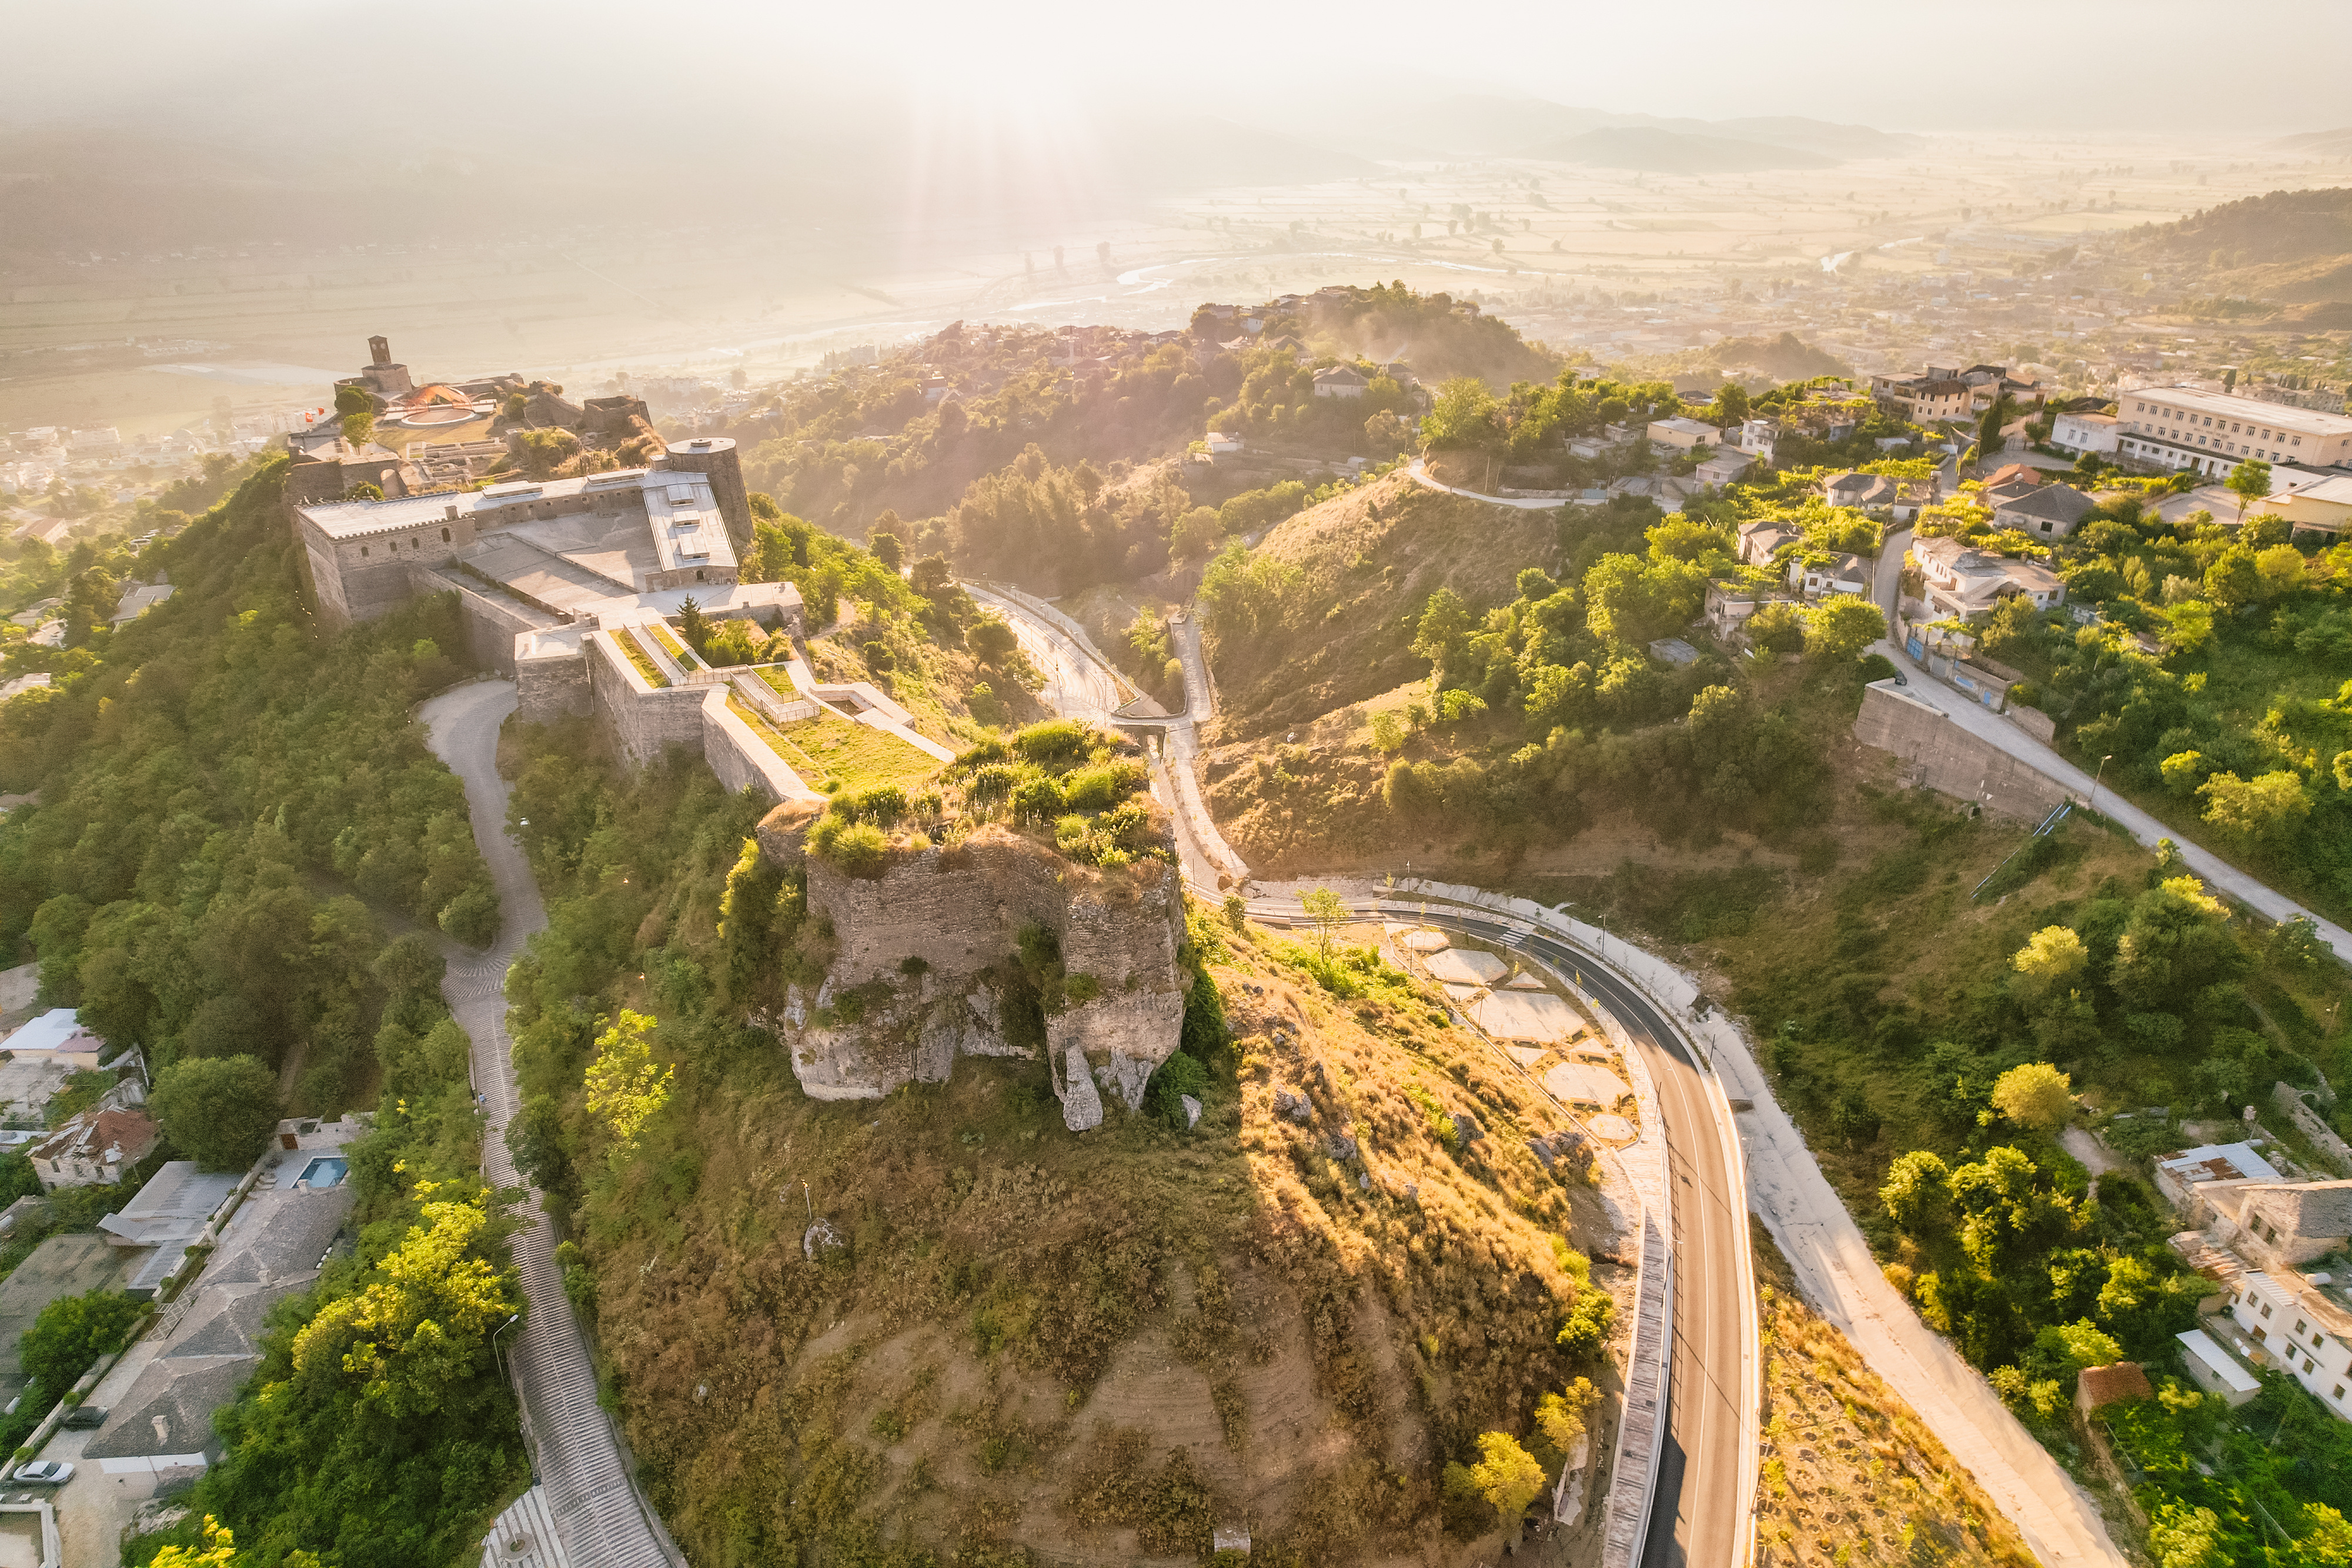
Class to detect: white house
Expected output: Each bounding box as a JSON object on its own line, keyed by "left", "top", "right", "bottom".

{"left": 1312, "top": 365, "right": 1368, "bottom": 399}
{"left": 1646, "top": 416, "right": 1722, "bottom": 452}
{"left": 1912, "top": 536, "right": 2066, "bottom": 619}
{"left": 2050, "top": 410, "right": 2120, "bottom": 456}
{"left": 1789, "top": 553, "right": 1869, "bottom": 599}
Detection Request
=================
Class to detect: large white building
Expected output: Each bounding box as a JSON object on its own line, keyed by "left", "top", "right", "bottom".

{"left": 2114, "top": 387, "right": 2352, "bottom": 479}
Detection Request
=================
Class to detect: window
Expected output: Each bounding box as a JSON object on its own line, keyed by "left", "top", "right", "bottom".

{"left": 2299, "top": 1319, "right": 2310, "bottom": 1335}
{"left": 2308, "top": 1358, "right": 2318, "bottom": 1374}
{"left": 442, "top": 527, "right": 451, "bottom": 542}
{"left": 2264, "top": 1303, "right": 2275, "bottom": 1318}
{"left": 2338, "top": 1384, "right": 2347, "bottom": 1400}
{"left": 360, "top": 546, "right": 369, "bottom": 557}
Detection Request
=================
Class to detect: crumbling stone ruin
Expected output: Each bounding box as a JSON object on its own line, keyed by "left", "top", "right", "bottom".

{"left": 752, "top": 748, "right": 1187, "bottom": 1129}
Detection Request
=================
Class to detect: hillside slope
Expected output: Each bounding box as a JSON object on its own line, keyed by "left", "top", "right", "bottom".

{"left": 2125, "top": 186, "right": 2352, "bottom": 307}
{"left": 497, "top": 724, "right": 1632, "bottom": 1564}
{"left": 1200, "top": 472, "right": 1568, "bottom": 735}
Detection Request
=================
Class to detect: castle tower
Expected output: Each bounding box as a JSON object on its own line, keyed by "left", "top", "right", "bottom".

{"left": 357, "top": 334, "right": 414, "bottom": 400}
{"left": 659, "top": 437, "right": 751, "bottom": 550}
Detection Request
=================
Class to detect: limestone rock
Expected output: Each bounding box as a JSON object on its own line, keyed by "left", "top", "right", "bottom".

{"left": 1181, "top": 1094, "right": 1202, "bottom": 1130}
{"left": 802, "top": 1217, "right": 844, "bottom": 1261}
{"left": 1274, "top": 1090, "right": 1314, "bottom": 1125}
{"left": 1097, "top": 1052, "right": 1152, "bottom": 1111}
{"left": 1062, "top": 1047, "right": 1104, "bottom": 1132}
{"left": 1452, "top": 1111, "right": 1484, "bottom": 1145}
{"left": 1327, "top": 1132, "right": 1359, "bottom": 1161}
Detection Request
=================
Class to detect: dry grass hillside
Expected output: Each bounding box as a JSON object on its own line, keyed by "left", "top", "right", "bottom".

{"left": 1206, "top": 473, "right": 1564, "bottom": 737}
{"left": 578, "top": 913, "right": 1631, "bottom": 1566}
{"left": 1751, "top": 1223, "right": 2037, "bottom": 1568}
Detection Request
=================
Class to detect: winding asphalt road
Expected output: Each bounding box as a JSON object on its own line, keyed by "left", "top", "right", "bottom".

{"left": 1313, "top": 898, "right": 1748, "bottom": 1568}
{"left": 423, "top": 680, "right": 681, "bottom": 1568}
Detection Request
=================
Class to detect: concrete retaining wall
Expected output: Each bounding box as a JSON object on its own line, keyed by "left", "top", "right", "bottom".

{"left": 1852, "top": 681, "right": 2071, "bottom": 821}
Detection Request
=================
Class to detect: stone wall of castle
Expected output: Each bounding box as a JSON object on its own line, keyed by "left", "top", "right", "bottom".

{"left": 764, "top": 817, "right": 1188, "bottom": 1122}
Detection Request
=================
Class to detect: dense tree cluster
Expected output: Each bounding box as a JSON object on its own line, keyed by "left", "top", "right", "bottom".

{"left": 1972, "top": 489, "right": 2352, "bottom": 920}
{"left": 2, "top": 460, "right": 498, "bottom": 1111}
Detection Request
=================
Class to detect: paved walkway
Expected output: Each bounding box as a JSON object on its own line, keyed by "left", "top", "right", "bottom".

{"left": 422, "top": 680, "right": 681, "bottom": 1568}
{"left": 1872, "top": 530, "right": 2352, "bottom": 961}
{"left": 1404, "top": 456, "right": 1569, "bottom": 510}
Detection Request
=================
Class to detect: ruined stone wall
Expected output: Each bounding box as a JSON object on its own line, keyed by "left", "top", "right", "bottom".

{"left": 770, "top": 820, "right": 1187, "bottom": 1117}
{"left": 1852, "top": 681, "right": 2071, "bottom": 823}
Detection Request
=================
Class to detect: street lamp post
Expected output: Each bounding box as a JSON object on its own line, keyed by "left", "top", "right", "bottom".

{"left": 492, "top": 1311, "right": 522, "bottom": 1383}
{"left": 2086, "top": 754, "right": 2114, "bottom": 814}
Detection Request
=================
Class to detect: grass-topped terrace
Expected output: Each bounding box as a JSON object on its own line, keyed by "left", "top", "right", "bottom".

{"left": 804, "top": 718, "right": 1169, "bottom": 877}
{"left": 612, "top": 627, "right": 670, "bottom": 688}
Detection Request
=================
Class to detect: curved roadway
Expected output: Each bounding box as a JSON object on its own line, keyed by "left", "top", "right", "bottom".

{"left": 423, "top": 679, "right": 681, "bottom": 1568}
{"left": 1353, "top": 901, "right": 1748, "bottom": 1568}
{"left": 974, "top": 583, "right": 1754, "bottom": 1564}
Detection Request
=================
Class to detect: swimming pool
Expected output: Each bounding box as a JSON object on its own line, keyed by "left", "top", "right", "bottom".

{"left": 296, "top": 1156, "right": 348, "bottom": 1188}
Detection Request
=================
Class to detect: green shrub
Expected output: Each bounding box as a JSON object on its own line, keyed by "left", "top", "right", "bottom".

{"left": 811, "top": 820, "right": 889, "bottom": 877}
{"left": 1062, "top": 760, "right": 1147, "bottom": 811}
{"left": 1014, "top": 719, "right": 1091, "bottom": 762}
{"left": 1148, "top": 1050, "right": 1209, "bottom": 1129}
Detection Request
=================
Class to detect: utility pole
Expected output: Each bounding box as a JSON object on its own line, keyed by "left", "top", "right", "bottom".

{"left": 2086, "top": 753, "right": 2113, "bottom": 814}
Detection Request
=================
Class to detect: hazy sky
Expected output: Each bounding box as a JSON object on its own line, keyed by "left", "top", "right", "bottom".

{"left": 8, "top": 0, "right": 2347, "bottom": 139}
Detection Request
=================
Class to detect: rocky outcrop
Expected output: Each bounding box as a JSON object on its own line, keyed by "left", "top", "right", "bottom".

{"left": 760, "top": 814, "right": 1187, "bottom": 1119}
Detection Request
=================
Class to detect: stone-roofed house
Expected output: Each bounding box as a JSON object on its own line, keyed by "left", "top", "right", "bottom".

{"left": 1738, "top": 520, "right": 1801, "bottom": 567}
{"left": 1913, "top": 535, "right": 2065, "bottom": 619}
{"left": 1646, "top": 416, "right": 1722, "bottom": 452}
{"left": 1822, "top": 470, "right": 1932, "bottom": 521}
{"left": 1311, "top": 365, "right": 1368, "bottom": 399}
{"left": 1992, "top": 483, "right": 2097, "bottom": 540}
{"left": 2230, "top": 1180, "right": 2352, "bottom": 1267}
{"left": 29, "top": 1108, "right": 158, "bottom": 1191}
{"left": 82, "top": 1174, "right": 355, "bottom": 1467}
{"left": 1790, "top": 552, "right": 1870, "bottom": 599}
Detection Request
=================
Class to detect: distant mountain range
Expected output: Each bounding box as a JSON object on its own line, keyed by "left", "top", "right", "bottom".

{"left": 1250, "top": 92, "right": 1923, "bottom": 168}
{"left": 2267, "top": 127, "right": 2352, "bottom": 158}
{"left": 1529, "top": 127, "right": 1835, "bottom": 175}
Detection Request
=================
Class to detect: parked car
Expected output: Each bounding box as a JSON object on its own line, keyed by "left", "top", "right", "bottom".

{"left": 11, "top": 1459, "right": 71, "bottom": 1485}
{"left": 60, "top": 1405, "right": 106, "bottom": 1430}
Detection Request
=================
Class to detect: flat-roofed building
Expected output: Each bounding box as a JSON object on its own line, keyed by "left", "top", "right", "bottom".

{"left": 2114, "top": 386, "right": 2352, "bottom": 479}
{"left": 293, "top": 449, "right": 757, "bottom": 631}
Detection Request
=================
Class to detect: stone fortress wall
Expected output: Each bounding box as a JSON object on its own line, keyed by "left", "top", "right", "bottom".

{"left": 756, "top": 813, "right": 1188, "bottom": 1125}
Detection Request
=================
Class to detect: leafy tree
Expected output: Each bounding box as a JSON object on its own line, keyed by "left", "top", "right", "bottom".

{"left": 2225, "top": 458, "right": 2273, "bottom": 525}
{"left": 1421, "top": 377, "right": 1502, "bottom": 453}
{"left": 1990, "top": 1063, "right": 2073, "bottom": 1132}
{"left": 1950, "top": 1146, "right": 2075, "bottom": 1272}
{"left": 968, "top": 616, "right": 1020, "bottom": 667}
{"left": 1802, "top": 594, "right": 1886, "bottom": 664}
{"left": 1535, "top": 1376, "right": 1599, "bottom": 1455}
{"left": 151, "top": 1055, "right": 280, "bottom": 1171}
{"left": 2197, "top": 769, "right": 2309, "bottom": 844}
{"left": 2010, "top": 927, "right": 2089, "bottom": 1002}
{"left": 583, "top": 1010, "right": 671, "bottom": 1156}
{"left": 1468, "top": 1430, "right": 1545, "bottom": 1526}
{"left": 2111, "top": 876, "right": 2241, "bottom": 1014}
{"left": 21, "top": 1287, "right": 139, "bottom": 1397}
{"left": 1301, "top": 888, "right": 1348, "bottom": 959}
{"left": 868, "top": 529, "right": 904, "bottom": 571}
{"left": 2146, "top": 1500, "right": 2224, "bottom": 1568}
{"left": 1411, "top": 588, "right": 1473, "bottom": 674}
{"left": 1880, "top": 1149, "right": 1953, "bottom": 1236}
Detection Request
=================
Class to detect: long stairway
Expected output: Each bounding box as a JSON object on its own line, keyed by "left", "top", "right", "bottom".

{"left": 425, "top": 680, "right": 682, "bottom": 1568}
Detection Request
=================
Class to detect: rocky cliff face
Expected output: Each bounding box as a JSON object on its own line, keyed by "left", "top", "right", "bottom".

{"left": 758, "top": 808, "right": 1186, "bottom": 1128}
